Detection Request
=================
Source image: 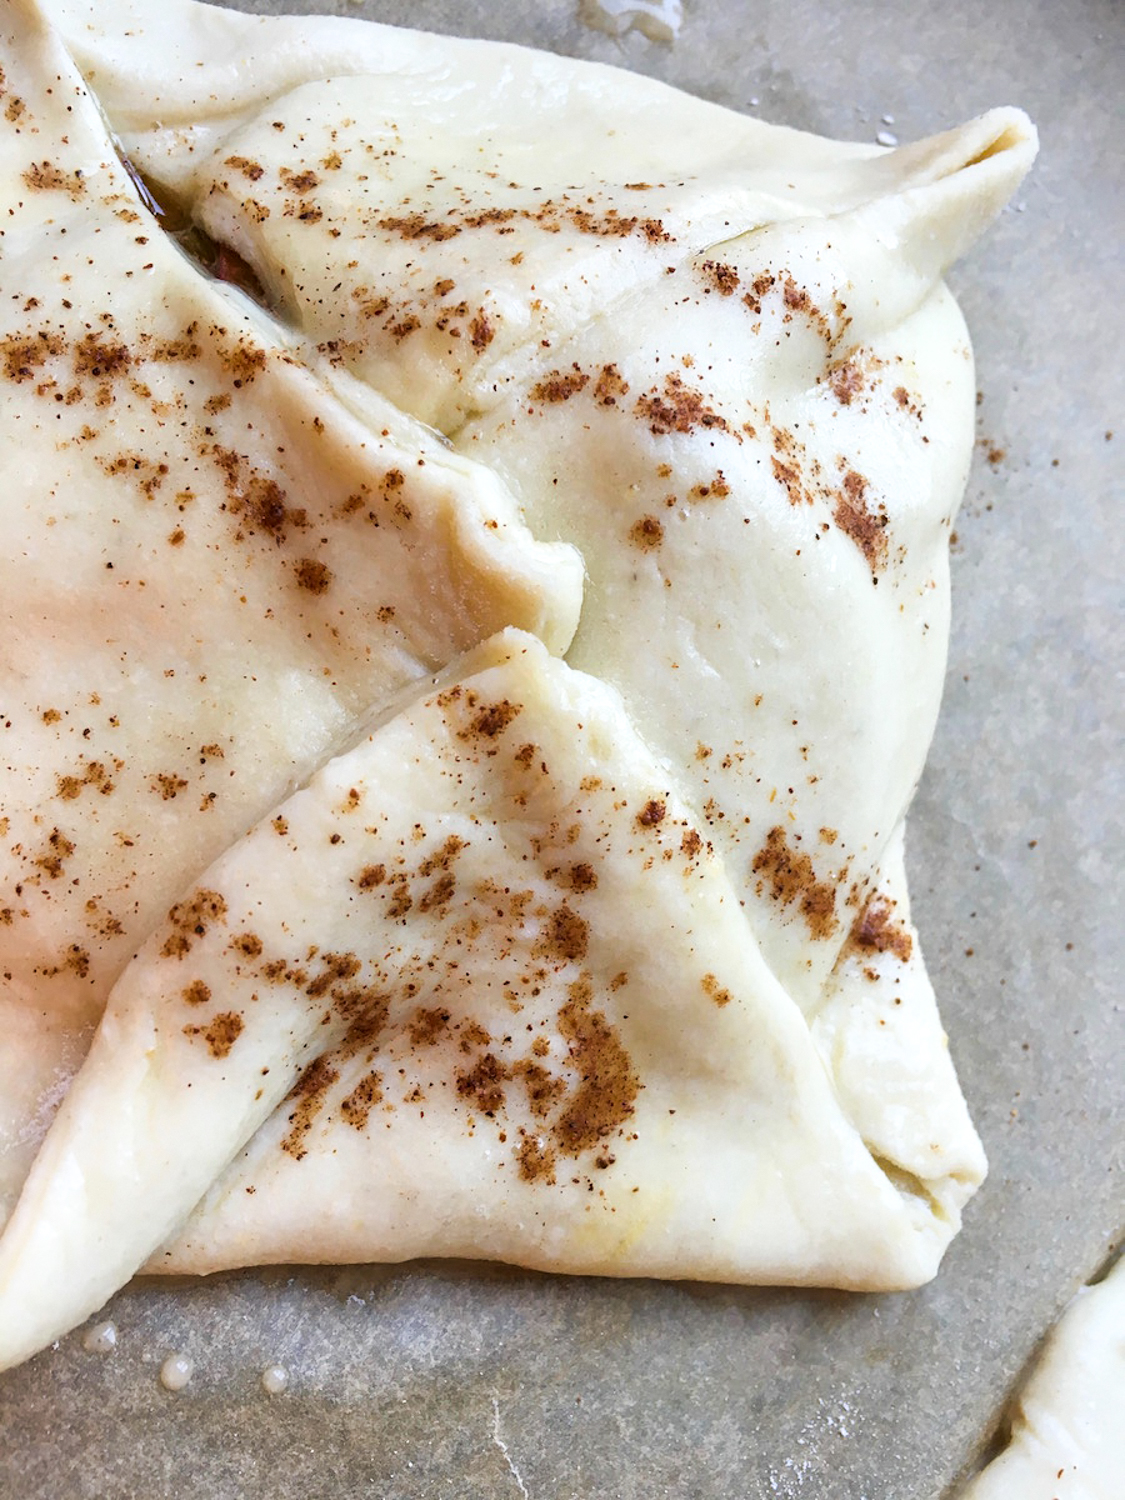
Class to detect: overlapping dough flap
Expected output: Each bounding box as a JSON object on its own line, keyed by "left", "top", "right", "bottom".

{"left": 0, "top": 0, "right": 1035, "bottom": 1369}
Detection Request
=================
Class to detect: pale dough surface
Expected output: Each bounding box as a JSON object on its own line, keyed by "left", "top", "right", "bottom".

{"left": 0, "top": 0, "right": 1036, "bottom": 1371}
{"left": 963, "top": 1257, "right": 1125, "bottom": 1500}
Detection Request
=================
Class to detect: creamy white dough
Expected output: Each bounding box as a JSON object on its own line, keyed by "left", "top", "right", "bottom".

{"left": 0, "top": 0, "right": 1037, "bottom": 1372}
{"left": 0, "top": 0, "right": 581, "bottom": 1221}
{"left": 962, "top": 1257, "right": 1125, "bottom": 1500}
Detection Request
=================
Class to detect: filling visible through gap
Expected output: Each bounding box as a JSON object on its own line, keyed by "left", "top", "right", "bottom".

{"left": 114, "top": 143, "right": 274, "bottom": 312}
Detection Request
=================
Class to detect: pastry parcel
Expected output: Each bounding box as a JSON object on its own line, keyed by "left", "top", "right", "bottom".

{"left": 0, "top": 0, "right": 1035, "bottom": 1370}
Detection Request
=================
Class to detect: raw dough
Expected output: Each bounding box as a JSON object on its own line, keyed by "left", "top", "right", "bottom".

{"left": 0, "top": 0, "right": 581, "bottom": 1219}
{"left": 0, "top": 0, "right": 1036, "bottom": 1370}
{"left": 962, "top": 1256, "right": 1125, "bottom": 1500}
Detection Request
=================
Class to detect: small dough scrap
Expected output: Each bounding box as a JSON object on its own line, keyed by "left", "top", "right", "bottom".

{"left": 962, "top": 1256, "right": 1125, "bottom": 1500}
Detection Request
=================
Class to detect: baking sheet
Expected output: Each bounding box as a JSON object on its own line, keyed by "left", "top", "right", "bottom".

{"left": 1, "top": 1, "right": 1121, "bottom": 1495}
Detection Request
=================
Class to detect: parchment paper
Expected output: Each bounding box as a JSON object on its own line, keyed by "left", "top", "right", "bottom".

{"left": 1, "top": 2, "right": 1121, "bottom": 1496}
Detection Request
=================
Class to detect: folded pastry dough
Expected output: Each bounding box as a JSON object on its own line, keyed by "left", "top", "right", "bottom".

{"left": 0, "top": 0, "right": 581, "bottom": 1218}
{"left": 0, "top": 629, "right": 972, "bottom": 1366}
{"left": 0, "top": 0, "right": 1036, "bottom": 1370}
{"left": 961, "top": 1256, "right": 1125, "bottom": 1500}
{"left": 71, "top": 0, "right": 1033, "bottom": 1008}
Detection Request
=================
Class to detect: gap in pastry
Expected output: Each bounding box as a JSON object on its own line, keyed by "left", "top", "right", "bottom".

{"left": 113, "top": 139, "right": 275, "bottom": 313}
